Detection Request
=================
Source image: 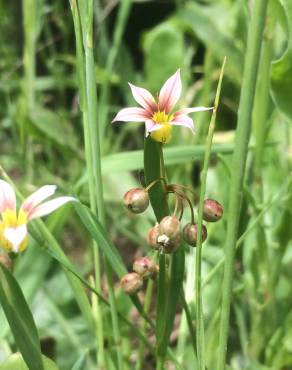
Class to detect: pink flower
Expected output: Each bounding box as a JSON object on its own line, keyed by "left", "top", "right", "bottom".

{"left": 0, "top": 180, "right": 75, "bottom": 253}
{"left": 112, "top": 69, "right": 212, "bottom": 143}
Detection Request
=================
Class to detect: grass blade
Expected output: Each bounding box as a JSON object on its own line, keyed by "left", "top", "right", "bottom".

{"left": 216, "top": 1, "right": 269, "bottom": 369}
{"left": 0, "top": 265, "right": 44, "bottom": 370}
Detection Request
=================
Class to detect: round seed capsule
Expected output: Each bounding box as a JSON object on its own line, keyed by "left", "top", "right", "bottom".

{"left": 157, "top": 234, "right": 181, "bottom": 254}
{"left": 159, "top": 216, "right": 180, "bottom": 239}
{"left": 133, "top": 256, "right": 157, "bottom": 278}
{"left": 203, "top": 199, "right": 223, "bottom": 222}
{"left": 183, "top": 223, "right": 207, "bottom": 247}
{"left": 146, "top": 224, "right": 160, "bottom": 249}
{"left": 123, "top": 188, "right": 149, "bottom": 214}
{"left": 120, "top": 273, "right": 143, "bottom": 294}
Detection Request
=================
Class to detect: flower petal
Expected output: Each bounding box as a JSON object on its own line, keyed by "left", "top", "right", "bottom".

{"left": 171, "top": 114, "right": 195, "bottom": 133}
{"left": 145, "top": 120, "right": 163, "bottom": 136}
{"left": 128, "top": 83, "right": 156, "bottom": 113}
{"left": 146, "top": 121, "right": 163, "bottom": 134}
{"left": 176, "top": 106, "right": 213, "bottom": 115}
{"left": 20, "top": 185, "right": 57, "bottom": 214}
{"left": 4, "top": 225, "right": 27, "bottom": 253}
{"left": 158, "top": 69, "right": 182, "bottom": 113}
{"left": 0, "top": 180, "right": 16, "bottom": 213}
{"left": 112, "top": 107, "right": 150, "bottom": 123}
{"left": 28, "top": 196, "right": 76, "bottom": 220}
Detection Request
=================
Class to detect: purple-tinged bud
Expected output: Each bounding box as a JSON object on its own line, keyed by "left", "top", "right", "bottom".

{"left": 123, "top": 188, "right": 149, "bottom": 214}
{"left": 133, "top": 256, "right": 157, "bottom": 278}
{"left": 147, "top": 224, "right": 160, "bottom": 249}
{"left": 183, "top": 223, "right": 207, "bottom": 247}
{"left": 0, "top": 254, "right": 12, "bottom": 270}
{"left": 159, "top": 216, "right": 180, "bottom": 239}
{"left": 120, "top": 273, "right": 143, "bottom": 294}
{"left": 203, "top": 199, "right": 223, "bottom": 222}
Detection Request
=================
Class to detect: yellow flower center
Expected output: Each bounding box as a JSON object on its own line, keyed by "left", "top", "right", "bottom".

{"left": 151, "top": 111, "right": 173, "bottom": 144}
{"left": 0, "top": 209, "right": 28, "bottom": 253}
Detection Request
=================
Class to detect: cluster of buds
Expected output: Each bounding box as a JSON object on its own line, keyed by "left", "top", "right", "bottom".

{"left": 146, "top": 198, "right": 223, "bottom": 253}
{"left": 120, "top": 256, "right": 158, "bottom": 295}
{"left": 122, "top": 184, "right": 223, "bottom": 255}
{"left": 147, "top": 215, "right": 208, "bottom": 253}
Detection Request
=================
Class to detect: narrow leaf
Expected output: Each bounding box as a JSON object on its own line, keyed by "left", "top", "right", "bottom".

{"left": 74, "top": 202, "right": 127, "bottom": 278}
{"left": 0, "top": 265, "right": 44, "bottom": 370}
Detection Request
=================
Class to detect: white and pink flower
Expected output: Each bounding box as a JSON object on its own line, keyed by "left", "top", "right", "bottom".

{"left": 112, "top": 69, "right": 212, "bottom": 143}
{"left": 0, "top": 180, "right": 75, "bottom": 253}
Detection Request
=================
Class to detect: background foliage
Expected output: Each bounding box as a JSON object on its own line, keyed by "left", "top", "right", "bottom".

{"left": 0, "top": 0, "right": 291, "bottom": 369}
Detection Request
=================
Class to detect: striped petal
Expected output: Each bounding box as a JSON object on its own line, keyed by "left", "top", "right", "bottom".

{"left": 0, "top": 180, "right": 16, "bottom": 213}
{"left": 176, "top": 106, "right": 213, "bottom": 115}
{"left": 112, "top": 107, "right": 150, "bottom": 123}
{"left": 4, "top": 225, "right": 27, "bottom": 253}
{"left": 145, "top": 121, "right": 163, "bottom": 135}
{"left": 28, "top": 196, "right": 76, "bottom": 221}
{"left": 158, "top": 69, "right": 182, "bottom": 113}
{"left": 171, "top": 114, "right": 195, "bottom": 133}
{"left": 128, "top": 83, "right": 156, "bottom": 113}
{"left": 20, "top": 185, "right": 57, "bottom": 214}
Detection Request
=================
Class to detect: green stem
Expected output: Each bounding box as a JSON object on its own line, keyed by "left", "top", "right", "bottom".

{"left": 70, "top": 1, "right": 105, "bottom": 366}
{"left": 216, "top": 1, "right": 268, "bottom": 369}
{"left": 195, "top": 50, "right": 215, "bottom": 144}
{"left": 202, "top": 176, "right": 291, "bottom": 288}
{"left": 83, "top": 1, "right": 123, "bottom": 368}
{"left": 99, "top": 0, "right": 131, "bottom": 142}
{"left": 135, "top": 279, "right": 154, "bottom": 370}
{"left": 144, "top": 139, "right": 185, "bottom": 368}
{"left": 195, "top": 58, "right": 226, "bottom": 370}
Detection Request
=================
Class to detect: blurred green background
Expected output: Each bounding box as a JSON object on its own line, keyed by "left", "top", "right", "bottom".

{"left": 0, "top": 0, "right": 291, "bottom": 369}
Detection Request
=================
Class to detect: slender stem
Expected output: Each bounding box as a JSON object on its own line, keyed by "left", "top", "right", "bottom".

{"left": 202, "top": 176, "right": 290, "bottom": 288}
{"left": 135, "top": 279, "right": 154, "bottom": 370}
{"left": 195, "top": 50, "right": 215, "bottom": 144}
{"left": 216, "top": 2, "right": 268, "bottom": 369}
{"left": 70, "top": 1, "right": 105, "bottom": 366}
{"left": 145, "top": 177, "right": 167, "bottom": 192}
{"left": 195, "top": 58, "right": 226, "bottom": 370}
{"left": 99, "top": 0, "right": 131, "bottom": 141}
{"left": 83, "top": 1, "right": 123, "bottom": 368}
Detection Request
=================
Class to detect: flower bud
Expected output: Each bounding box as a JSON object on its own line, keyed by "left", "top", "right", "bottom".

{"left": 157, "top": 234, "right": 181, "bottom": 254}
{"left": 123, "top": 188, "right": 149, "bottom": 214}
{"left": 0, "top": 254, "right": 12, "bottom": 270}
{"left": 120, "top": 273, "right": 143, "bottom": 294}
{"left": 159, "top": 216, "right": 180, "bottom": 239}
{"left": 133, "top": 256, "right": 157, "bottom": 278}
{"left": 203, "top": 199, "right": 223, "bottom": 222}
{"left": 183, "top": 223, "right": 207, "bottom": 247}
{"left": 146, "top": 224, "right": 160, "bottom": 249}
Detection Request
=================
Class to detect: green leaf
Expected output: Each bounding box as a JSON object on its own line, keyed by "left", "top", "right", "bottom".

{"left": 143, "top": 22, "right": 185, "bottom": 92}
{"left": 71, "top": 352, "right": 88, "bottom": 370}
{"left": 177, "top": 2, "right": 243, "bottom": 82}
{"left": 29, "top": 106, "right": 79, "bottom": 150}
{"left": 144, "top": 138, "right": 170, "bottom": 221}
{"left": 0, "top": 353, "right": 59, "bottom": 370}
{"left": 270, "top": 0, "right": 292, "bottom": 120}
{"left": 0, "top": 265, "right": 44, "bottom": 370}
{"left": 74, "top": 202, "right": 127, "bottom": 278}
{"left": 157, "top": 248, "right": 185, "bottom": 357}
{"left": 103, "top": 143, "right": 235, "bottom": 175}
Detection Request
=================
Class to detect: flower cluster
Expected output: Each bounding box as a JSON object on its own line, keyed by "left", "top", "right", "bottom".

{"left": 0, "top": 180, "right": 75, "bottom": 254}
